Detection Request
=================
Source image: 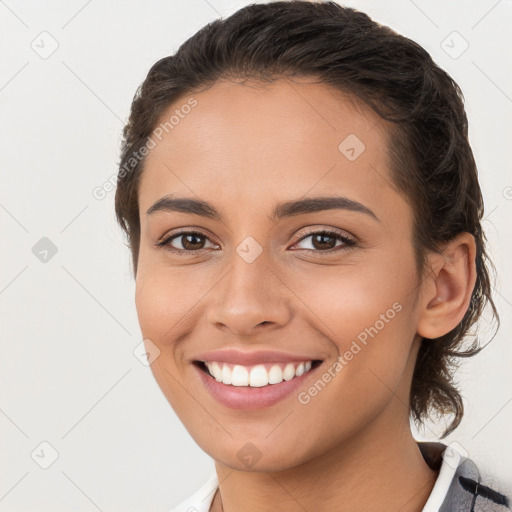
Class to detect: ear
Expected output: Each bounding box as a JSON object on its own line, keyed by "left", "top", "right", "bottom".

{"left": 417, "top": 232, "right": 477, "bottom": 339}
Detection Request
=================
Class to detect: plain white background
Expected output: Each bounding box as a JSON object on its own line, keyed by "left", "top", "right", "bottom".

{"left": 1, "top": 0, "right": 511, "bottom": 510}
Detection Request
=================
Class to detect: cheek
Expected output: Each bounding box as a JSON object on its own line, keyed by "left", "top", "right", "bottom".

{"left": 290, "top": 259, "right": 418, "bottom": 392}
{"left": 134, "top": 269, "right": 201, "bottom": 410}
{"left": 134, "top": 264, "right": 204, "bottom": 342}
{"left": 290, "top": 270, "right": 418, "bottom": 445}
{"left": 135, "top": 273, "right": 167, "bottom": 340}
{"left": 293, "top": 259, "right": 415, "bottom": 342}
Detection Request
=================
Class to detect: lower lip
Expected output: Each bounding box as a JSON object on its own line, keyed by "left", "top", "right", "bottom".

{"left": 194, "top": 363, "right": 320, "bottom": 410}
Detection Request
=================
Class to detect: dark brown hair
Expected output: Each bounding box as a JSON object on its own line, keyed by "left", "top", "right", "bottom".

{"left": 115, "top": 0, "right": 498, "bottom": 437}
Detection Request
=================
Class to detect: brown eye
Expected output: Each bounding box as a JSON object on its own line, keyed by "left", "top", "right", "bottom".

{"left": 179, "top": 233, "right": 206, "bottom": 250}
{"left": 156, "top": 231, "right": 218, "bottom": 253}
{"left": 292, "top": 230, "right": 356, "bottom": 253}
{"left": 310, "top": 233, "right": 337, "bottom": 250}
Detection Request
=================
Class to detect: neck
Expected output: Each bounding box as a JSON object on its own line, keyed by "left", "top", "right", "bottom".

{"left": 211, "top": 406, "right": 438, "bottom": 512}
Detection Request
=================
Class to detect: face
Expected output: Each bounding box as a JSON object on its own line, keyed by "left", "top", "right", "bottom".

{"left": 135, "top": 77, "right": 426, "bottom": 471}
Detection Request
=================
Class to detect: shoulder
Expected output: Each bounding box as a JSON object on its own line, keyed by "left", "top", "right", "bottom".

{"left": 419, "top": 441, "right": 511, "bottom": 512}
{"left": 443, "top": 455, "right": 510, "bottom": 512}
{"left": 167, "top": 473, "right": 219, "bottom": 512}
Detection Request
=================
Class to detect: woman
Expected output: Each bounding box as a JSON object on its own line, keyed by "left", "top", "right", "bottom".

{"left": 115, "top": 2, "right": 510, "bottom": 510}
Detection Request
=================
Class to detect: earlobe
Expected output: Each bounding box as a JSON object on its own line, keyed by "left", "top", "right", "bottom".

{"left": 417, "top": 233, "right": 477, "bottom": 339}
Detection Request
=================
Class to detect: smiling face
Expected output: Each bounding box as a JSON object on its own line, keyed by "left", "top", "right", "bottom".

{"left": 135, "top": 77, "right": 428, "bottom": 471}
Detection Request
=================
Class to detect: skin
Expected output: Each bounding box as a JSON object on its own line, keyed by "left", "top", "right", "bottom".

{"left": 134, "top": 77, "right": 476, "bottom": 512}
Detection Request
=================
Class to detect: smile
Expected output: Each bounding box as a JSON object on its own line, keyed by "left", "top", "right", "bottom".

{"left": 201, "top": 360, "right": 316, "bottom": 387}
{"left": 193, "top": 357, "right": 323, "bottom": 410}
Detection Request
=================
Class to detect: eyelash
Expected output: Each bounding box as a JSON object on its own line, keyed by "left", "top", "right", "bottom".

{"left": 155, "top": 228, "right": 357, "bottom": 256}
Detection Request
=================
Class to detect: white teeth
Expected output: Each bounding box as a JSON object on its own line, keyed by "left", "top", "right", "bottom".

{"left": 210, "top": 362, "right": 222, "bottom": 382}
{"left": 221, "top": 364, "right": 232, "bottom": 385}
{"left": 203, "top": 360, "right": 315, "bottom": 387}
{"left": 249, "top": 365, "right": 268, "bottom": 387}
{"left": 231, "top": 365, "right": 249, "bottom": 386}
{"left": 268, "top": 365, "right": 284, "bottom": 384}
{"left": 283, "top": 363, "right": 296, "bottom": 381}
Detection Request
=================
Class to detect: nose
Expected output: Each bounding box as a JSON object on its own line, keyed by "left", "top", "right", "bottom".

{"left": 206, "top": 250, "right": 292, "bottom": 337}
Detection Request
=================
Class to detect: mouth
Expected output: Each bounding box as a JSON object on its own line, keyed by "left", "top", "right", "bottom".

{"left": 192, "top": 358, "right": 324, "bottom": 410}
{"left": 194, "top": 359, "right": 323, "bottom": 387}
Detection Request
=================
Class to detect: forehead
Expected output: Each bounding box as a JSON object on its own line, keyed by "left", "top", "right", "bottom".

{"left": 138, "top": 77, "right": 406, "bottom": 224}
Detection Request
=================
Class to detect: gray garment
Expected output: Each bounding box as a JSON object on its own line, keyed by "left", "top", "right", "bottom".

{"left": 419, "top": 442, "right": 510, "bottom": 512}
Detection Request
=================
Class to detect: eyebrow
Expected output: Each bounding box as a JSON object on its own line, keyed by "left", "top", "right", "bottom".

{"left": 146, "top": 194, "right": 379, "bottom": 222}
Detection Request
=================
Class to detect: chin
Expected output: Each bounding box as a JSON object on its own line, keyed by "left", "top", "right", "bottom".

{"left": 204, "top": 437, "right": 313, "bottom": 473}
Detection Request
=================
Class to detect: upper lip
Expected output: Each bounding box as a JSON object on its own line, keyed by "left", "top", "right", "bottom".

{"left": 194, "top": 348, "right": 322, "bottom": 366}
